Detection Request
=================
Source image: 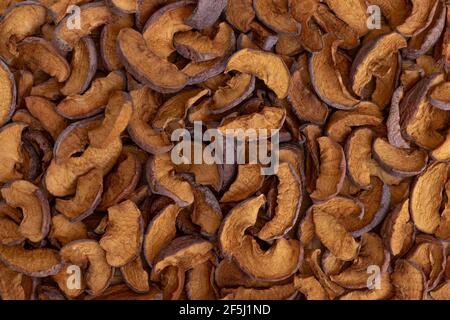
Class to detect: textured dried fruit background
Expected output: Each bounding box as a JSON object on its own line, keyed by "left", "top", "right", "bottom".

{"left": 0, "top": 0, "right": 449, "bottom": 300}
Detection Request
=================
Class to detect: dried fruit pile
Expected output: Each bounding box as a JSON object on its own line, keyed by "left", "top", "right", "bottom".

{"left": 0, "top": 0, "right": 449, "bottom": 300}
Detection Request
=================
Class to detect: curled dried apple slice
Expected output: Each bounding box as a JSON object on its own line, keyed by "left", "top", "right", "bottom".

{"left": 1, "top": 180, "right": 50, "bottom": 243}
{"left": 100, "top": 15, "right": 134, "bottom": 72}
{"left": 0, "top": 217, "right": 23, "bottom": 246}
{"left": 253, "top": 0, "right": 300, "bottom": 35}
{"left": 410, "top": 162, "right": 448, "bottom": 234}
{"left": 372, "top": 138, "right": 428, "bottom": 177}
{"left": 310, "top": 137, "right": 346, "bottom": 201}
{"left": 99, "top": 200, "right": 143, "bottom": 267}
{"left": 54, "top": 169, "right": 103, "bottom": 222}
{"left": 186, "top": 0, "right": 227, "bottom": 30}
{"left": 61, "top": 37, "right": 97, "bottom": 96}
{"left": 0, "top": 59, "right": 16, "bottom": 127}
{"left": 107, "top": 0, "right": 137, "bottom": 14}
{"left": 366, "top": 0, "right": 409, "bottom": 27}
{"left": 60, "top": 240, "right": 112, "bottom": 295}
{"left": 346, "top": 128, "right": 403, "bottom": 189}
{"left": 225, "top": 49, "right": 290, "bottom": 99}
{"left": 144, "top": 204, "right": 181, "bottom": 266}
{"left": 16, "top": 37, "right": 70, "bottom": 82}
{"left": 0, "top": 261, "right": 33, "bottom": 300}
{"left": 225, "top": 0, "right": 255, "bottom": 33}
{"left": 288, "top": 55, "right": 328, "bottom": 125}
{"left": 57, "top": 71, "right": 126, "bottom": 120}
{"left": 117, "top": 28, "right": 188, "bottom": 93}
{"left": 127, "top": 86, "right": 172, "bottom": 154}
{"left": 219, "top": 195, "right": 302, "bottom": 281}
{"left": 190, "top": 183, "right": 222, "bottom": 236}
{"left": 0, "top": 2, "right": 47, "bottom": 62}
{"left": 142, "top": 1, "right": 195, "bottom": 59}
{"left": 146, "top": 153, "right": 195, "bottom": 207}
{"left": 25, "top": 96, "right": 68, "bottom": 140}
{"left": 153, "top": 235, "right": 214, "bottom": 275}
{"left": 49, "top": 214, "right": 88, "bottom": 248}
{"left": 339, "top": 272, "right": 393, "bottom": 300}
{"left": 186, "top": 261, "right": 216, "bottom": 300}
{"left": 99, "top": 150, "right": 142, "bottom": 210}
{"left": 53, "top": 2, "right": 116, "bottom": 52}
{"left": 324, "top": 0, "right": 369, "bottom": 36}
{"left": 294, "top": 275, "right": 329, "bottom": 300}
{"left": 257, "top": 162, "right": 302, "bottom": 240}
{"left": 387, "top": 87, "right": 411, "bottom": 149}
{"left": 174, "top": 22, "right": 235, "bottom": 62}
{"left": 309, "top": 34, "right": 359, "bottom": 109}
{"left": 396, "top": 0, "right": 439, "bottom": 36}
{"left": 121, "top": 256, "right": 150, "bottom": 293}
{"left": 220, "top": 164, "right": 264, "bottom": 203}
{"left": 326, "top": 102, "right": 383, "bottom": 144}
{"left": 0, "top": 122, "right": 27, "bottom": 183}
{"left": 350, "top": 32, "right": 407, "bottom": 97}
{"left": 391, "top": 259, "right": 426, "bottom": 299}
{"left": 429, "top": 82, "right": 450, "bottom": 110}
{"left": 211, "top": 73, "right": 255, "bottom": 114}
{"left": 0, "top": 244, "right": 62, "bottom": 277}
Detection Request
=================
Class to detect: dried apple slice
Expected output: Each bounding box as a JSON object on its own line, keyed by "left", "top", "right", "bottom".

{"left": 146, "top": 153, "right": 195, "bottom": 207}
{"left": 152, "top": 88, "right": 208, "bottom": 130}
{"left": 326, "top": 102, "right": 383, "bottom": 144}
{"left": 127, "top": 86, "right": 172, "bottom": 154}
{"left": 310, "top": 137, "right": 346, "bottom": 201}
{"left": 309, "top": 34, "right": 359, "bottom": 109}
{"left": 396, "top": 0, "right": 439, "bottom": 36}
{"left": 159, "top": 265, "right": 185, "bottom": 299}
{"left": 190, "top": 183, "right": 222, "bottom": 236}
{"left": 220, "top": 164, "right": 264, "bottom": 203}
{"left": 0, "top": 122, "right": 27, "bottom": 184}
{"left": 330, "top": 233, "right": 388, "bottom": 288}
{"left": 60, "top": 240, "right": 112, "bottom": 295}
{"left": 117, "top": 28, "right": 188, "bottom": 93}
{"left": 288, "top": 55, "right": 328, "bottom": 125}
{"left": 121, "top": 256, "right": 150, "bottom": 293}
{"left": 49, "top": 214, "right": 88, "bottom": 248}
{"left": 218, "top": 107, "right": 286, "bottom": 136}
{"left": 225, "top": 49, "right": 290, "bottom": 99}
{"left": 144, "top": 204, "right": 182, "bottom": 266}
{"left": 350, "top": 32, "right": 406, "bottom": 97}
{"left": 430, "top": 281, "right": 450, "bottom": 300}
{"left": 387, "top": 87, "right": 411, "bottom": 149}
{"left": 313, "top": 210, "right": 360, "bottom": 261}
{"left": 346, "top": 128, "right": 403, "bottom": 189}
{"left": 294, "top": 275, "right": 329, "bottom": 300}
{"left": 186, "top": 261, "right": 216, "bottom": 300}
{"left": 99, "top": 150, "right": 142, "bottom": 210}
{"left": 153, "top": 235, "right": 214, "bottom": 275}
{"left": 225, "top": 0, "right": 255, "bottom": 33}
{"left": 399, "top": 72, "right": 449, "bottom": 151}
{"left": 219, "top": 195, "right": 302, "bottom": 281}
{"left": 142, "top": 1, "right": 195, "bottom": 59}
{"left": 372, "top": 138, "right": 428, "bottom": 177}
{"left": 257, "top": 162, "right": 302, "bottom": 240}
{"left": 0, "top": 2, "right": 47, "bottom": 62}
{"left": 0, "top": 244, "right": 62, "bottom": 277}
{"left": 107, "top": 0, "right": 137, "bottom": 14}
{"left": 16, "top": 37, "right": 70, "bottom": 82}
{"left": 99, "top": 200, "right": 143, "bottom": 267}
{"left": 410, "top": 162, "right": 449, "bottom": 234}
{"left": 1, "top": 180, "right": 50, "bottom": 243}
{"left": 54, "top": 169, "right": 103, "bottom": 222}
{"left": 174, "top": 22, "right": 235, "bottom": 62}
{"left": 25, "top": 96, "right": 68, "bottom": 140}
{"left": 186, "top": 0, "right": 227, "bottom": 30}
{"left": 210, "top": 73, "right": 255, "bottom": 114}
{"left": 100, "top": 15, "right": 134, "bottom": 71}
{"left": 339, "top": 272, "right": 393, "bottom": 300}
{"left": 88, "top": 91, "right": 132, "bottom": 148}
{"left": 324, "top": 0, "right": 368, "bottom": 36}
{"left": 0, "top": 217, "right": 23, "bottom": 246}
{"left": 30, "top": 78, "right": 63, "bottom": 100}
{"left": 253, "top": 0, "right": 300, "bottom": 35}
{"left": 366, "top": 0, "right": 409, "bottom": 27}
{"left": 429, "top": 82, "right": 450, "bottom": 110}
{"left": 61, "top": 37, "right": 97, "bottom": 96}
{"left": 0, "top": 261, "right": 33, "bottom": 300}
{"left": 53, "top": 2, "right": 116, "bottom": 52}
{"left": 0, "top": 59, "right": 16, "bottom": 127}
{"left": 57, "top": 71, "right": 126, "bottom": 120}
{"left": 391, "top": 259, "right": 426, "bottom": 299}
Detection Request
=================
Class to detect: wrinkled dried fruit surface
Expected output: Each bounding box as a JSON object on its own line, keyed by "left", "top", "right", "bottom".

{"left": 0, "top": 0, "right": 449, "bottom": 301}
